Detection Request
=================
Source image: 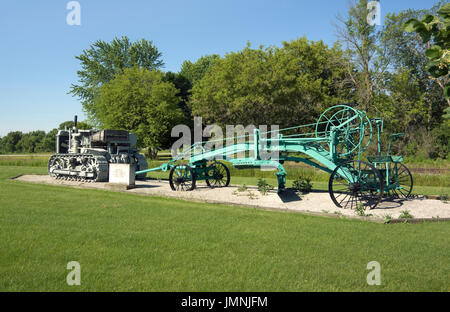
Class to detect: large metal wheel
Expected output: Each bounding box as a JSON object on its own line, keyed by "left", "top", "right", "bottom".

{"left": 387, "top": 163, "right": 413, "bottom": 199}
{"left": 329, "top": 160, "right": 384, "bottom": 210}
{"left": 206, "top": 162, "right": 230, "bottom": 188}
{"left": 169, "top": 164, "right": 196, "bottom": 191}
{"left": 315, "top": 105, "right": 372, "bottom": 157}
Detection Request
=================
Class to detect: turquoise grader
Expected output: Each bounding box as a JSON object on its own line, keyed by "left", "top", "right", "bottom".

{"left": 137, "top": 105, "right": 413, "bottom": 210}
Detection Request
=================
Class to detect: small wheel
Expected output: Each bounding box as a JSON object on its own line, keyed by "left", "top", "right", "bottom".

{"left": 169, "top": 164, "right": 196, "bottom": 191}
{"left": 329, "top": 160, "right": 384, "bottom": 210}
{"left": 388, "top": 163, "right": 413, "bottom": 199}
{"left": 206, "top": 162, "right": 230, "bottom": 188}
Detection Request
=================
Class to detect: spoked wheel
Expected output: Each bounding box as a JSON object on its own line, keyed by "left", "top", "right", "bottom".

{"left": 169, "top": 164, "right": 196, "bottom": 191}
{"left": 206, "top": 162, "right": 230, "bottom": 188}
{"left": 329, "top": 160, "right": 384, "bottom": 210}
{"left": 387, "top": 163, "right": 413, "bottom": 199}
{"left": 315, "top": 105, "right": 372, "bottom": 158}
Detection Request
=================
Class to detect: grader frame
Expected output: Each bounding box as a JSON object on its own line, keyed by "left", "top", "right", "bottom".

{"left": 136, "top": 105, "right": 413, "bottom": 210}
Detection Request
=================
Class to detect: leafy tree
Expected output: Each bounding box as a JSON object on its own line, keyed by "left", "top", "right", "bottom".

{"left": 334, "top": 0, "right": 386, "bottom": 111}
{"left": 432, "top": 107, "right": 450, "bottom": 158}
{"left": 0, "top": 131, "right": 23, "bottom": 153}
{"left": 179, "top": 54, "right": 220, "bottom": 86}
{"left": 95, "top": 67, "right": 184, "bottom": 158}
{"left": 380, "top": 4, "right": 449, "bottom": 129}
{"left": 404, "top": 2, "right": 450, "bottom": 101}
{"left": 0, "top": 129, "right": 63, "bottom": 154}
{"left": 190, "top": 39, "right": 352, "bottom": 128}
{"left": 69, "top": 36, "right": 164, "bottom": 123}
{"left": 58, "top": 120, "right": 93, "bottom": 130}
{"left": 374, "top": 68, "right": 428, "bottom": 133}
{"left": 36, "top": 129, "right": 58, "bottom": 152}
{"left": 16, "top": 131, "right": 46, "bottom": 153}
{"left": 163, "top": 71, "right": 192, "bottom": 122}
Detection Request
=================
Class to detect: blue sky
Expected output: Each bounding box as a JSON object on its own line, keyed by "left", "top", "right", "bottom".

{"left": 0, "top": 0, "right": 441, "bottom": 136}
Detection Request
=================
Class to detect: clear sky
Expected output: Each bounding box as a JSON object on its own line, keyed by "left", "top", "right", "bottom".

{"left": 0, "top": 0, "right": 441, "bottom": 136}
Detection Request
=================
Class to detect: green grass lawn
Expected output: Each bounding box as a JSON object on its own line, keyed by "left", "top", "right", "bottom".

{"left": 0, "top": 166, "right": 449, "bottom": 291}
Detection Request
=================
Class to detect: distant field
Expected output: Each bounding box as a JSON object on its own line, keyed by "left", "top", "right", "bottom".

{"left": 0, "top": 166, "right": 449, "bottom": 291}
{"left": 0, "top": 155, "right": 50, "bottom": 167}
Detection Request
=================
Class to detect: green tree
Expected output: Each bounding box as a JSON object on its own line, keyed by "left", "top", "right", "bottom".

{"left": 163, "top": 71, "right": 192, "bottom": 122}
{"left": 374, "top": 68, "right": 428, "bottom": 133}
{"left": 36, "top": 129, "right": 58, "bottom": 152}
{"left": 404, "top": 2, "right": 450, "bottom": 101}
{"left": 0, "top": 131, "right": 23, "bottom": 153}
{"left": 95, "top": 67, "right": 184, "bottom": 158}
{"left": 179, "top": 54, "right": 220, "bottom": 86}
{"left": 190, "top": 39, "right": 351, "bottom": 128}
{"left": 69, "top": 36, "right": 164, "bottom": 123}
{"left": 16, "top": 131, "right": 46, "bottom": 153}
{"left": 380, "top": 3, "right": 448, "bottom": 129}
{"left": 334, "top": 0, "right": 386, "bottom": 111}
{"left": 432, "top": 107, "right": 450, "bottom": 158}
{"left": 58, "top": 120, "right": 93, "bottom": 130}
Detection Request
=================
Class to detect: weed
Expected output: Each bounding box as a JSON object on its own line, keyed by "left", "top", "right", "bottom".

{"left": 355, "top": 204, "right": 367, "bottom": 217}
{"left": 354, "top": 204, "right": 373, "bottom": 217}
{"left": 383, "top": 214, "right": 392, "bottom": 224}
{"left": 237, "top": 184, "right": 248, "bottom": 192}
{"left": 247, "top": 190, "right": 257, "bottom": 199}
{"left": 399, "top": 210, "right": 414, "bottom": 219}
{"left": 257, "top": 179, "right": 273, "bottom": 195}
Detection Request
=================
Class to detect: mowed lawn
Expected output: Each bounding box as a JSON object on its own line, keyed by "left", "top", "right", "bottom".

{"left": 0, "top": 166, "right": 449, "bottom": 291}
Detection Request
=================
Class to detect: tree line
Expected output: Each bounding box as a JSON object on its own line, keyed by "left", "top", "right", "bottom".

{"left": 0, "top": 121, "right": 92, "bottom": 154}
{"left": 1, "top": 0, "right": 449, "bottom": 159}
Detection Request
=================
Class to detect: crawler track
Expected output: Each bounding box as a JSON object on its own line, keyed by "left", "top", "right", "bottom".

{"left": 48, "top": 154, "right": 109, "bottom": 182}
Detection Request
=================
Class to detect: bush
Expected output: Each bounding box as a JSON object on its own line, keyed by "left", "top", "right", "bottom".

{"left": 432, "top": 118, "right": 450, "bottom": 159}
{"left": 292, "top": 176, "right": 313, "bottom": 193}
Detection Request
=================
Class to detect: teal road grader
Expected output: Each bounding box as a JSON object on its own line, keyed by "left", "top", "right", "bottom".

{"left": 137, "top": 105, "right": 413, "bottom": 210}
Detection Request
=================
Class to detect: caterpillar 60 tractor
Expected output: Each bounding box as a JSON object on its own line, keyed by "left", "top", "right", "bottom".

{"left": 48, "top": 116, "right": 148, "bottom": 182}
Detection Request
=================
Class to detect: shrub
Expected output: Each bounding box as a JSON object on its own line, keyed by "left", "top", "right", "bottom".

{"left": 292, "top": 176, "right": 313, "bottom": 193}
{"left": 257, "top": 178, "right": 273, "bottom": 195}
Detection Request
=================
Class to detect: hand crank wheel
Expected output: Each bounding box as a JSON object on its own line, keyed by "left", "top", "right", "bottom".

{"left": 315, "top": 105, "right": 372, "bottom": 158}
